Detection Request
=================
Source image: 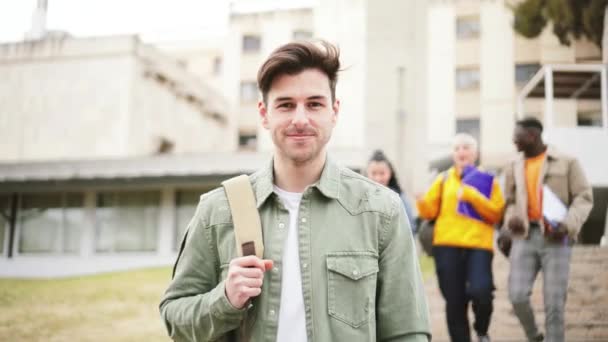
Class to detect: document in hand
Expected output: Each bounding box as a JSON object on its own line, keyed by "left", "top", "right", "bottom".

{"left": 542, "top": 185, "right": 568, "bottom": 228}
{"left": 457, "top": 166, "right": 494, "bottom": 222}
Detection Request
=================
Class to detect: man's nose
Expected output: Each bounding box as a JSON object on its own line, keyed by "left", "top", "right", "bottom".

{"left": 292, "top": 105, "right": 309, "bottom": 125}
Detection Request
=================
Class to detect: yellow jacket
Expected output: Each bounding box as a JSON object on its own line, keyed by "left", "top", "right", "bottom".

{"left": 417, "top": 167, "right": 505, "bottom": 251}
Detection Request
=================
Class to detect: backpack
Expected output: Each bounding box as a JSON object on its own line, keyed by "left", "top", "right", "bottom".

{"left": 172, "top": 175, "right": 263, "bottom": 342}
{"left": 417, "top": 172, "right": 447, "bottom": 257}
{"left": 172, "top": 175, "right": 263, "bottom": 277}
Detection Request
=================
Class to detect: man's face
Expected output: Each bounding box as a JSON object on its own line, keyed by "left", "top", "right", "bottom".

{"left": 513, "top": 125, "right": 533, "bottom": 152}
{"left": 259, "top": 68, "right": 339, "bottom": 165}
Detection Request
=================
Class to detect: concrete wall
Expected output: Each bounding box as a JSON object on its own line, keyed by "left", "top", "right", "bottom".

{"left": 0, "top": 36, "right": 233, "bottom": 162}
{"left": 128, "top": 59, "right": 230, "bottom": 155}
{"left": 314, "top": 0, "right": 433, "bottom": 193}
{"left": 480, "top": 1, "right": 515, "bottom": 167}
{"left": 313, "top": 0, "right": 367, "bottom": 154}
{"left": 0, "top": 37, "right": 134, "bottom": 161}
{"left": 427, "top": 2, "right": 457, "bottom": 160}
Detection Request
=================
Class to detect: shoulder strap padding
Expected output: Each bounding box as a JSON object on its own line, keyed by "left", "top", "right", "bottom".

{"left": 222, "top": 175, "right": 264, "bottom": 259}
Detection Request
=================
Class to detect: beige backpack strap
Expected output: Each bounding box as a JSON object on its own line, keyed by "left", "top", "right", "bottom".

{"left": 222, "top": 175, "right": 264, "bottom": 258}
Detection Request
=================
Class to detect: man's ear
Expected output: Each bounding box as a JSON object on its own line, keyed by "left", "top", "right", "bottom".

{"left": 259, "top": 100, "right": 269, "bottom": 129}
{"left": 332, "top": 99, "right": 340, "bottom": 124}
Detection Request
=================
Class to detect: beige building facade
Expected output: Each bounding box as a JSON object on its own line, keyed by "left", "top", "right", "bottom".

{"left": 0, "top": 34, "right": 240, "bottom": 277}
{"left": 0, "top": 35, "right": 233, "bottom": 162}
{"left": 452, "top": 1, "right": 602, "bottom": 167}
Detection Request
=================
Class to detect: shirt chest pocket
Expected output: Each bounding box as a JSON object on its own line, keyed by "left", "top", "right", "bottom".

{"left": 326, "top": 253, "right": 379, "bottom": 328}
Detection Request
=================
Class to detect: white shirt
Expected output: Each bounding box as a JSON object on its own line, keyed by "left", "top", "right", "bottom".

{"left": 273, "top": 185, "right": 307, "bottom": 342}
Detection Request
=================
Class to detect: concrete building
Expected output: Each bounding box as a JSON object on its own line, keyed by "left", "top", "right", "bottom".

{"left": 0, "top": 34, "right": 240, "bottom": 277}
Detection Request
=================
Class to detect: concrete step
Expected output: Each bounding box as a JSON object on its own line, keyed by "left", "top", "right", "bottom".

{"left": 425, "top": 246, "right": 608, "bottom": 341}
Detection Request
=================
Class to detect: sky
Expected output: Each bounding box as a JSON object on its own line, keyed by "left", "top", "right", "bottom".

{"left": 0, "top": 0, "right": 231, "bottom": 43}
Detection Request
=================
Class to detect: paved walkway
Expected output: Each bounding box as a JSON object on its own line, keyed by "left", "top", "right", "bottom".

{"left": 424, "top": 247, "right": 608, "bottom": 342}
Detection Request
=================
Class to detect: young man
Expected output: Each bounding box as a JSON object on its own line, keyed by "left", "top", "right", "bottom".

{"left": 503, "top": 117, "right": 593, "bottom": 342}
{"left": 160, "top": 41, "right": 431, "bottom": 341}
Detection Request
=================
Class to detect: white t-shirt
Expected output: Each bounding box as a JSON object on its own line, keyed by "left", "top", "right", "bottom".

{"left": 273, "top": 185, "right": 307, "bottom": 342}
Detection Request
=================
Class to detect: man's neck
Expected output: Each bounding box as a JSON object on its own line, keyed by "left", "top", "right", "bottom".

{"left": 524, "top": 144, "right": 547, "bottom": 159}
{"left": 273, "top": 152, "right": 326, "bottom": 193}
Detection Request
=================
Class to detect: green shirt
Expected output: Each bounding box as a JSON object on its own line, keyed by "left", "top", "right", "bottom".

{"left": 160, "top": 158, "right": 431, "bottom": 341}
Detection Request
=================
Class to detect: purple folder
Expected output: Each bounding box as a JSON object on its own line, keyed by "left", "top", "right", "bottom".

{"left": 457, "top": 165, "right": 494, "bottom": 222}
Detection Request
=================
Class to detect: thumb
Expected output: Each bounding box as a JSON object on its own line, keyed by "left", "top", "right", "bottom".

{"left": 263, "top": 259, "right": 274, "bottom": 272}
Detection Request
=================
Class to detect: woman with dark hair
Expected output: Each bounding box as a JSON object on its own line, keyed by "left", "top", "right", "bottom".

{"left": 366, "top": 150, "right": 417, "bottom": 233}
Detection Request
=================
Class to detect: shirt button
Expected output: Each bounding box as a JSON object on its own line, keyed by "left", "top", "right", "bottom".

{"left": 301, "top": 217, "right": 307, "bottom": 223}
{"left": 269, "top": 309, "right": 276, "bottom": 317}
{"left": 273, "top": 267, "right": 280, "bottom": 273}
{"left": 278, "top": 222, "right": 285, "bottom": 229}
{"left": 302, "top": 263, "right": 308, "bottom": 269}
{"left": 352, "top": 269, "right": 359, "bottom": 277}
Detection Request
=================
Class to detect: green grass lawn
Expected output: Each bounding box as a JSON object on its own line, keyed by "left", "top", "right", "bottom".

{"left": 0, "top": 256, "right": 434, "bottom": 342}
{"left": 0, "top": 267, "right": 173, "bottom": 342}
{"left": 418, "top": 253, "right": 435, "bottom": 278}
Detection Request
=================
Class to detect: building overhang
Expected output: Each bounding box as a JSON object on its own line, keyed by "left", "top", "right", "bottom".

{"left": 0, "top": 150, "right": 365, "bottom": 193}
{"left": 519, "top": 64, "right": 605, "bottom": 101}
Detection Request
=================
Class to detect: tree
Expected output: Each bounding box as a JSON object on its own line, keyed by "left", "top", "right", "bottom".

{"left": 512, "top": 0, "right": 608, "bottom": 50}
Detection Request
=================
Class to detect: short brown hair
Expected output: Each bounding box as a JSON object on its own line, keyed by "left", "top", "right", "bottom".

{"left": 257, "top": 40, "right": 340, "bottom": 103}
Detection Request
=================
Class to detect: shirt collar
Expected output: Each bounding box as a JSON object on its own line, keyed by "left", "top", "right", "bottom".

{"left": 251, "top": 156, "right": 341, "bottom": 208}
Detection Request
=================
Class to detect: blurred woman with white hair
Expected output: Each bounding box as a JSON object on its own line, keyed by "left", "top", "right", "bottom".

{"left": 416, "top": 133, "right": 505, "bottom": 342}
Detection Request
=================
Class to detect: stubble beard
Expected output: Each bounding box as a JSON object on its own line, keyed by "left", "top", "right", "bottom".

{"left": 276, "top": 133, "right": 329, "bottom": 167}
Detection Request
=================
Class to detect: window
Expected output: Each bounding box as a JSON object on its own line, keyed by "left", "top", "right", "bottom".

{"left": 515, "top": 63, "right": 541, "bottom": 85}
{"left": 0, "top": 195, "right": 10, "bottom": 255}
{"left": 238, "top": 132, "right": 257, "bottom": 151}
{"left": 456, "top": 118, "right": 481, "bottom": 145}
{"left": 213, "top": 56, "right": 222, "bottom": 76}
{"left": 95, "top": 191, "right": 159, "bottom": 253}
{"left": 456, "top": 67, "right": 480, "bottom": 90}
{"left": 577, "top": 110, "right": 603, "bottom": 127}
{"left": 174, "top": 190, "right": 203, "bottom": 250}
{"left": 242, "top": 35, "right": 261, "bottom": 53}
{"left": 18, "top": 193, "right": 83, "bottom": 254}
{"left": 240, "top": 81, "right": 259, "bottom": 102}
{"left": 456, "top": 16, "right": 480, "bottom": 39}
{"left": 293, "top": 30, "right": 313, "bottom": 41}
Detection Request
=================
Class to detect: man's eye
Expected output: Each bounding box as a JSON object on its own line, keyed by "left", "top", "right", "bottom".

{"left": 308, "top": 102, "right": 323, "bottom": 108}
{"left": 278, "top": 103, "right": 294, "bottom": 109}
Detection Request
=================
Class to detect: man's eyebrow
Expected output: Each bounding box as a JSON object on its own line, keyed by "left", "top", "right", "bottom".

{"left": 273, "top": 95, "right": 328, "bottom": 102}
{"left": 307, "top": 95, "right": 327, "bottom": 101}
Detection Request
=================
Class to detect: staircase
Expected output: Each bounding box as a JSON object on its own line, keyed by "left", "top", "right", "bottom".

{"left": 425, "top": 246, "right": 608, "bottom": 341}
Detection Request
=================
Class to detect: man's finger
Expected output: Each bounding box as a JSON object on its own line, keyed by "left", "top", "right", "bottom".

{"left": 230, "top": 255, "right": 265, "bottom": 270}
{"left": 235, "top": 277, "right": 263, "bottom": 289}
{"left": 237, "top": 267, "right": 264, "bottom": 279}
{"left": 263, "top": 259, "right": 273, "bottom": 272}
{"left": 241, "top": 287, "right": 262, "bottom": 298}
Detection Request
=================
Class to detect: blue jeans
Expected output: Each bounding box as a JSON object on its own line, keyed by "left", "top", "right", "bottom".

{"left": 434, "top": 246, "right": 495, "bottom": 342}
